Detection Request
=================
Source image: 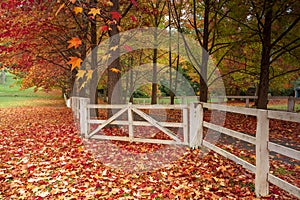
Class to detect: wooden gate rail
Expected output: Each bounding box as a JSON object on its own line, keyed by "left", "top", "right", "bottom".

{"left": 74, "top": 97, "right": 189, "bottom": 145}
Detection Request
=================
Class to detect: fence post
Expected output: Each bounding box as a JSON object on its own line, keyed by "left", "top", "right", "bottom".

{"left": 183, "top": 107, "right": 188, "bottom": 145}
{"left": 287, "top": 97, "right": 295, "bottom": 112}
{"left": 255, "top": 110, "right": 269, "bottom": 197}
{"left": 70, "top": 97, "right": 74, "bottom": 112}
{"left": 189, "top": 102, "right": 203, "bottom": 148}
{"left": 79, "top": 98, "right": 90, "bottom": 138}
{"left": 71, "top": 97, "right": 76, "bottom": 115}
{"left": 128, "top": 103, "right": 134, "bottom": 141}
{"left": 246, "top": 98, "right": 250, "bottom": 108}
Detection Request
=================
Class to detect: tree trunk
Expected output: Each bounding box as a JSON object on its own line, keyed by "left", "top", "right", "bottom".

{"left": 108, "top": 0, "right": 121, "bottom": 105}
{"left": 199, "top": 54, "right": 208, "bottom": 103}
{"left": 1, "top": 69, "right": 5, "bottom": 84}
{"left": 199, "top": 0, "right": 209, "bottom": 103}
{"left": 151, "top": 28, "right": 158, "bottom": 104}
{"left": 257, "top": 2, "right": 272, "bottom": 110}
{"left": 90, "top": 3, "right": 99, "bottom": 117}
{"left": 129, "top": 57, "right": 134, "bottom": 103}
{"left": 169, "top": 67, "right": 175, "bottom": 104}
{"left": 168, "top": 1, "right": 175, "bottom": 105}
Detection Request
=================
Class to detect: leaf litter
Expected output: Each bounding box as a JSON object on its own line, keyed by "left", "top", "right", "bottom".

{"left": 0, "top": 102, "right": 299, "bottom": 199}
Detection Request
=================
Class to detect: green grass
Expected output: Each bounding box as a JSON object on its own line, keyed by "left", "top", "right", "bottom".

{"left": 268, "top": 104, "right": 300, "bottom": 112}
{"left": 0, "top": 73, "right": 63, "bottom": 108}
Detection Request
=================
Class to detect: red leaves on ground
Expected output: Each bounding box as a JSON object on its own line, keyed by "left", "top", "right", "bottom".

{"left": 0, "top": 101, "right": 298, "bottom": 199}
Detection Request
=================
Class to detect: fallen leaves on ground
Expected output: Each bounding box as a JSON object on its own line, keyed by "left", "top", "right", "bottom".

{"left": 0, "top": 101, "right": 298, "bottom": 199}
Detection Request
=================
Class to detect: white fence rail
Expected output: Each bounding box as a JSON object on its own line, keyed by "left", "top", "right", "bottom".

{"left": 71, "top": 97, "right": 300, "bottom": 198}
{"left": 131, "top": 95, "right": 299, "bottom": 112}
{"left": 215, "top": 95, "right": 300, "bottom": 112}
{"left": 198, "top": 102, "right": 300, "bottom": 198}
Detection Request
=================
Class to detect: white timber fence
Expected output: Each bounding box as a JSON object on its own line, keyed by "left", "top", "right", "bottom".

{"left": 193, "top": 102, "right": 300, "bottom": 198}
{"left": 132, "top": 96, "right": 299, "bottom": 112}
{"left": 71, "top": 97, "right": 300, "bottom": 198}
{"left": 215, "top": 95, "right": 300, "bottom": 112}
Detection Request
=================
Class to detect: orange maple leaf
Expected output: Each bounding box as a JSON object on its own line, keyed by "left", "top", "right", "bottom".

{"left": 67, "top": 37, "right": 82, "bottom": 49}
{"left": 110, "top": 68, "right": 121, "bottom": 73}
{"left": 74, "top": 6, "right": 83, "bottom": 14}
{"left": 67, "top": 57, "right": 83, "bottom": 71}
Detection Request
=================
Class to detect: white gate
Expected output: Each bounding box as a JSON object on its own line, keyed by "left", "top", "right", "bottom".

{"left": 71, "top": 97, "right": 201, "bottom": 146}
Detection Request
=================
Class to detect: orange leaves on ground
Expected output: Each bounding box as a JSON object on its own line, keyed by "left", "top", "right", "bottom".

{"left": 110, "top": 11, "right": 122, "bottom": 20}
{"left": 67, "top": 57, "right": 82, "bottom": 71}
{"left": 67, "top": 37, "right": 82, "bottom": 49}
{"left": 0, "top": 101, "right": 298, "bottom": 199}
{"left": 88, "top": 8, "right": 100, "bottom": 17}
{"left": 73, "top": 6, "right": 83, "bottom": 15}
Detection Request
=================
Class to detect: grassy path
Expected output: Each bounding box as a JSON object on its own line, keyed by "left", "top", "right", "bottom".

{"left": 0, "top": 73, "right": 63, "bottom": 108}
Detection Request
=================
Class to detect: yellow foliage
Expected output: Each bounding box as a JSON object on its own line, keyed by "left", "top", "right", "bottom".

{"left": 88, "top": 8, "right": 101, "bottom": 17}
{"left": 86, "top": 70, "right": 93, "bottom": 80}
{"left": 74, "top": 6, "right": 83, "bottom": 15}
{"left": 76, "top": 70, "right": 85, "bottom": 79}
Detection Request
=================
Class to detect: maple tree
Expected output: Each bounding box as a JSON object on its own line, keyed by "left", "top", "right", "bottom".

{"left": 225, "top": 0, "right": 300, "bottom": 109}
{"left": 147, "top": 0, "right": 167, "bottom": 104}
{"left": 1, "top": 0, "right": 298, "bottom": 103}
{"left": 165, "top": 0, "right": 239, "bottom": 103}
{"left": 1, "top": 1, "right": 300, "bottom": 199}
{"left": 0, "top": 0, "right": 86, "bottom": 94}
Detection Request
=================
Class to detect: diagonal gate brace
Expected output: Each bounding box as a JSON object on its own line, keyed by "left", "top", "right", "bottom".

{"left": 88, "top": 106, "right": 128, "bottom": 138}
{"left": 131, "top": 107, "right": 181, "bottom": 142}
